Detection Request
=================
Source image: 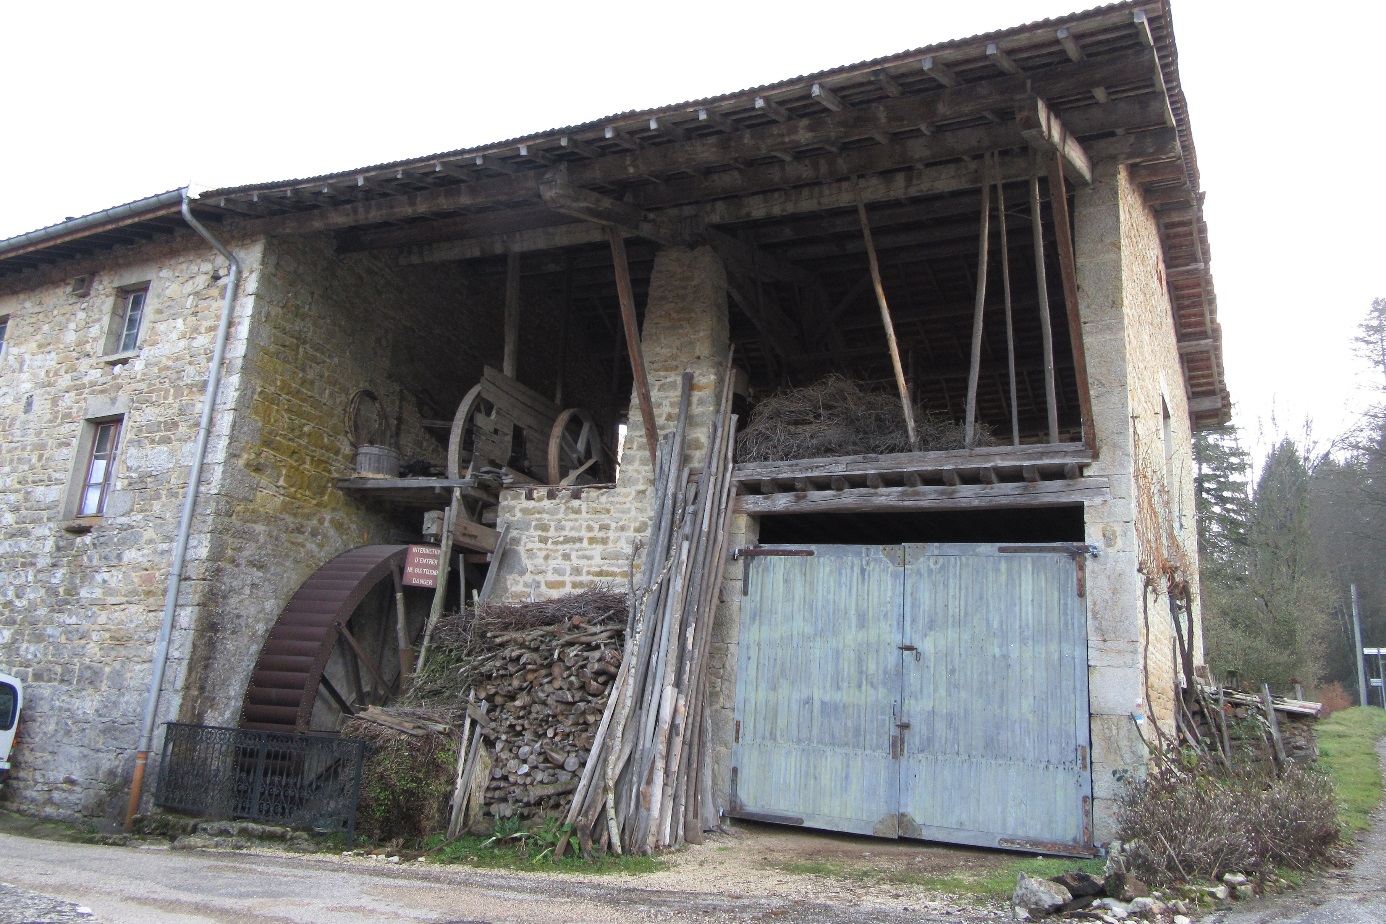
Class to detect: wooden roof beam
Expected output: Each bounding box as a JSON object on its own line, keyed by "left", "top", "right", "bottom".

{"left": 1056, "top": 27, "right": 1110, "bottom": 103}
{"left": 810, "top": 83, "right": 846, "bottom": 112}
{"left": 921, "top": 55, "right": 960, "bottom": 87}
{"left": 539, "top": 171, "right": 697, "bottom": 248}
{"left": 873, "top": 69, "right": 903, "bottom": 97}
{"left": 986, "top": 42, "right": 1024, "bottom": 76}
{"left": 559, "top": 135, "right": 601, "bottom": 159}
{"left": 754, "top": 96, "right": 793, "bottom": 122}
{"left": 1016, "top": 97, "right": 1092, "bottom": 185}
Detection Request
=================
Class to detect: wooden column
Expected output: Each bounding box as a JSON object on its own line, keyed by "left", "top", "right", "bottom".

{"left": 1046, "top": 151, "right": 1095, "bottom": 448}
{"left": 994, "top": 159, "right": 1019, "bottom": 445}
{"left": 607, "top": 228, "right": 660, "bottom": 467}
{"left": 503, "top": 251, "right": 521, "bottom": 379}
{"left": 963, "top": 161, "right": 993, "bottom": 449}
{"left": 856, "top": 193, "right": 919, "bottom": 450}
{"left": 1030, "top": 169, "right": 1061, "bottom": 444}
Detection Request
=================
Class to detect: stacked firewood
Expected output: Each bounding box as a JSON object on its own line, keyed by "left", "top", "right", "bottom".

{"left": 408, "top": 589, "right": 628, "bottom": 831}
{"left": 476, "top": 620, "right": 624, "bottom": 821}
{"left": 561, "top": 363, "right": 739, "bottom": 857}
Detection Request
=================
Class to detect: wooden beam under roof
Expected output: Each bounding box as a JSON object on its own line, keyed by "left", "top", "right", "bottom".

{"left": 1016, "top": 97, "right": 1093, "bottom": 185}
{"left": 399, "top": 133, "right": 1179, "bottom": 266}
{"left": 238, "top": 58, "right": 1162, "bottom": 240}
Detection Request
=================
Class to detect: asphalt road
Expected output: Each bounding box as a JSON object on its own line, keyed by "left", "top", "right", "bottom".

{"left": 0, "top": 836, "right": 996, "bottom": 924}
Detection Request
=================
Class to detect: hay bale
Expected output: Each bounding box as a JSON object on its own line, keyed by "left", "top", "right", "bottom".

{"left": 344, "top": 706, "right": 458, "bottom": 844}
{"left": 735, "top": 374, "right": 988, "bottom": 463}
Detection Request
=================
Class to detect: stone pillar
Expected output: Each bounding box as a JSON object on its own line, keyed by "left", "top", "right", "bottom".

{"left": 491, "top": 244, "right": 729, "bottom": 602}
{"left": 616, "top": 244, "right": 730, "bottom": 498}
{"left": 1073, "top": 163, "right": 1151, "bottom": 842}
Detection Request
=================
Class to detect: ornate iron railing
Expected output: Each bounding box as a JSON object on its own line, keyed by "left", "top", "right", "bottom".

{"left": 154, "top": 723, "right": 367, "bottom": 845}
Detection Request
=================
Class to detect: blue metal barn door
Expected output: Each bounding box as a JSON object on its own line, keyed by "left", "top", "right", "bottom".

{"left": 731, "top": 545, "right": 905, "bottom": 836}
{"left": 898, "top": 543, "right": 1092, "bottom": 852}
{"left": 732, "top": 542, "right": 1092, "bottom": 853}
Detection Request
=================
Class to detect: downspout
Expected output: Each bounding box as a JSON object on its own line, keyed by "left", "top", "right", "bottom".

{"left": 122, "top": 191, "right": 242, "bottom": 831}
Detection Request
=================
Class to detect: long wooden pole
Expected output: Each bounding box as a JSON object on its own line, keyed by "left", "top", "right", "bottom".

{"left": 856, "top": 188, "right": 919, "bottom": 450}
{"left": 1045, "top": 151, "right": 1095, "bottom": 448}
{"left": 963, "top": 159, "right": 993, "bottom": 448}
{"left": 994, "top": 155, "right": 1019, "bottom": 445}
{"left": 607, "top": 228, "right": 659, "bottom": 468}
{"left": 502, "top": 251, "right": 522, "bottom": 378}
{"left": 1030, "top": 169, "right": 1060, "bottom": 443}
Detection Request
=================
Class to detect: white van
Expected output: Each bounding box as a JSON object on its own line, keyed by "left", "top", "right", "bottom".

{"left": 0, "top": 673, "right": 21, "bottom": 784}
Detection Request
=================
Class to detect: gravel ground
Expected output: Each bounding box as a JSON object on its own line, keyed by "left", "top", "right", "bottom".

{"left": 0, "top": 832, "right": 1008, "bottom": 924}
{"left": 0, "top": 882, "right": 95, "bottom": 924}
{"left": 1213, "top": 739, "right": 1386, "bottom": 924}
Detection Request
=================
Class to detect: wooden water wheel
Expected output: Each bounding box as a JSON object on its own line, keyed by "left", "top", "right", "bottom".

{"left": 240, "top": 545, "right": 425, "bottom": 733}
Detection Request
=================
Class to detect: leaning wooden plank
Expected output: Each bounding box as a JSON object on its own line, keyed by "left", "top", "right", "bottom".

{"left": 736, "top": 478, "right": 1111, "bottom": 515}
{"left": 963, "top": 156, "right": 993, "bottom": 448}
{"left": 609, "top": 228, "right": 660, "bottom": 468}
{"left": 477, "top": 524, "right": 511, "bottom": 605}
{"left": 1046, "top": 151, "right": 1096, "bottom": 448}
{"left": 856, "top": 192, "right": 919, "bottom": 450}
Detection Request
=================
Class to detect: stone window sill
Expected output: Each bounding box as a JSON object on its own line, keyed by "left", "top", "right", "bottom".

{"left": 60, "top": 517, "right": 103, "bottom": 535}
{"left": 101, "top": 350, "right": 139, "bottom": 366}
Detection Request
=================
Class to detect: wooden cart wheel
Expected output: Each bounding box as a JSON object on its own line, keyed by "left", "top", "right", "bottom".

{"left": 547, "top": 408, "right": 610, "bottom": 485}
{"left": 446, "top": 383, "right": 491, "bottom": 479}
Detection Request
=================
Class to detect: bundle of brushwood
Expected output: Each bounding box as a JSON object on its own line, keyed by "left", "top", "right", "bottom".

{"left": 559, "top": 364, "right": 740, "bottom": 857}
{"left": 406, "top": 588, "right": 628, "bottom": 832}
{"left": 735, "top": 373, "right": 985, "bottom": 463}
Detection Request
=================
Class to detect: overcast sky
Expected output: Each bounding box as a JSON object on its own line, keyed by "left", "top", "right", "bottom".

{"left": 4, "top": 1, "right": 1381, "bottom": 458}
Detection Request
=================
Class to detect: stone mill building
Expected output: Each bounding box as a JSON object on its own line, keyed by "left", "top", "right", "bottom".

{"left": 0, "top": 0, "right": 1225, "bottom": 852}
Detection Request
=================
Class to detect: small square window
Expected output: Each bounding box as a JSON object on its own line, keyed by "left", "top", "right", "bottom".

{"left": 105, "top": 287, "right": 148, "bottom": 356}
{"left": 77, "top": 418, "right": 123, "bottom": 516}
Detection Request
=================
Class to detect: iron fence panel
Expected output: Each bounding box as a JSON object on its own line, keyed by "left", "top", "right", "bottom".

{"left": 154, "top": 722, "right": 366, "bottom": 845}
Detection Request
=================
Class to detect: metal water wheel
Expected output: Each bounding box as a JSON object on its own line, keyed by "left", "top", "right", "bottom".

{"left": 240, "top": 546, "right": 425, "bottom": 733}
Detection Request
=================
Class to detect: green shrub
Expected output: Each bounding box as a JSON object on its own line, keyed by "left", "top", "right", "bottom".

{"left": 355, "top": 733, "right": 456, "bottom": 844}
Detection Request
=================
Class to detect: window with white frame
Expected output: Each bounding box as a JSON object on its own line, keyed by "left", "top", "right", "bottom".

{"left": 105, "top": 287, "right": 147, "bottom": 356}
{"left": 77, "top": 418, "right": 123, "bottom": 516}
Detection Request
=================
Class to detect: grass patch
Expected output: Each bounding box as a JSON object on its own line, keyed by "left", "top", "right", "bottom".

{"left": 423, "top": 825, "right": 665, "bottom": 876}
{"left": 1317, "top": 706, "right": 1386, "bottom": 833}
{"left": 774, "top": 856, "right": 1105, "bottom": 903}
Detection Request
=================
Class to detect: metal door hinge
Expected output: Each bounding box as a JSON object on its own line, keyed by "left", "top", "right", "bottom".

{"left": 733, "top": 547, "right": 815, "bottom": 560}
{"left": 734, "top": 719, "right": 741, "bottom": 743}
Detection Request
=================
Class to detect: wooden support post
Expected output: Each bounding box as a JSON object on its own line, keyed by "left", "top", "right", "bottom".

{"left": 963, "top": 160, "right": 993, "bottom": 448}
{"left": 1261, "top": 683, "right": 1288, "bottom": 770}
{"left": 391, "top": 563, "right": 414, "bottom": 691}
{"left": 995, "top": 157, "right": 1019, "bottom": 445}
{"left": 415, "top": 488, "right": 460, "bottom": 679}
{"left": 607, "top": 228, "right": 660, "bottom": 468}
{"left": 1046, "top": 151, "right": 1096, "bottom": 448}
{"left": 1030, "top": 170, "right": 1061, "bottom": 443}
{"left": 856, "top": 189, "right": 919, "bottom": 450}
{"left": 503, "top": 251, "right": 521, "bottom": 379}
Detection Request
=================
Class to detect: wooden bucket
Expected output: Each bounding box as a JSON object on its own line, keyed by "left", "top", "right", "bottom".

{"left": 354, "top": 445, "right": 400, "bottom": 478}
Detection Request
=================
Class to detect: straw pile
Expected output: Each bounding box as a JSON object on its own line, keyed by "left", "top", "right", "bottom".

{"left": 735, "top": 374, "right": 985, "bottom": 462}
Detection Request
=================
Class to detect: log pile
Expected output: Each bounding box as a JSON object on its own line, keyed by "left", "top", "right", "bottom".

{"left": 561, "top": 363, "right": 739, "bottom": 857}
{"left": 1182, "top": 686, "right": 1320, "bottom": 769}
{"left": 407, "top": 588, "right": 628, "bottom": 830}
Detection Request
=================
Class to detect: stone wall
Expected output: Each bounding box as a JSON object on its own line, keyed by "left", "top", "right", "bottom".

{"left": 1076, "top": 163, "right": 1203, "bottom": 841}
{"left": 0, "top": 230, "right": 264, "bottom": 821}
{"left": 181, "top": 234, "right": 485, "bottom": 732}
